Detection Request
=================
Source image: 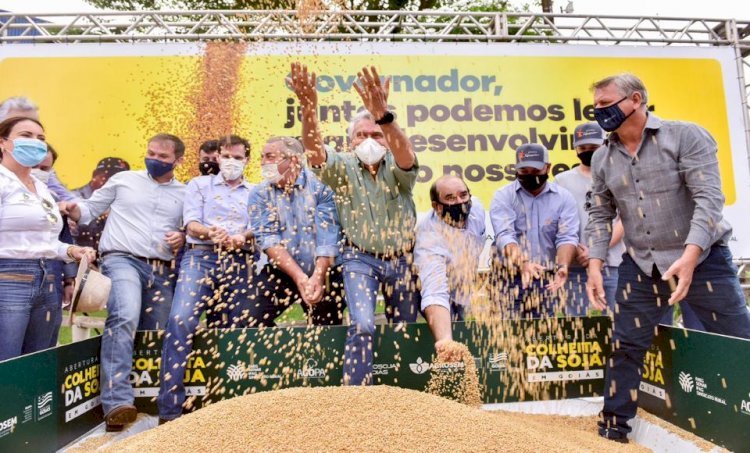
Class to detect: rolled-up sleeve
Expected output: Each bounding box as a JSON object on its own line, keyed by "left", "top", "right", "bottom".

{"left": 680, "top": 125, "right": 725, "bottom": 251}
{"left": 585, "top": 153, "right": 617, "bottom": 261}
{"left": 182, "top": 179, "right": 204, "bottom": 226}
{"left": 314, "top": 183, "right": 341, "bottom": 258}
{"left": 248, "top": 186, "right": 282, "bottom": 251}
{"left": 555, "top": 189, "right": 580, "bottom": 248}
{"left": 414, "top": 229, "right": 451, "bottom": 312}
{"left": 78, "top": 175, "right": 118, "bottom": 225}
{"left": 489, "top": 187, "right": 518, "bottom": 250}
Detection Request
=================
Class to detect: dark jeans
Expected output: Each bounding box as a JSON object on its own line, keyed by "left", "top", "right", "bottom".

{"left": 0, "top": 259, "right": 61, "bottom": 361}
{"left": 600, "top": 246, "right": 750, "bottom": 439}
{"left": 158, "top": 249, "right": 256, "bottom": 420}
{"left": 253, "top": 264, "right": 346, "bottom": 327}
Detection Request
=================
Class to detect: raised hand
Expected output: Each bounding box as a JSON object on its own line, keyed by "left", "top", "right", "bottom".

{"left": 353, "top": 66, "right": 391, "bottom": 120}
{"left": 286, "top": 62, "right": 318, "bottom": 111}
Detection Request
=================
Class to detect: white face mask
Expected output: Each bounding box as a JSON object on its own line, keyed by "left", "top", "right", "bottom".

{"left": 261, "top": 159, "right": 287, "bottom": 185}
{"left": 353, "top": 138, "right": 387, "bottom": 166}
{"left": 219, "top": 158, "right": 245, "bottom": 181}
{"left": 31, "top": 168, "right": 51, "bottom": 184}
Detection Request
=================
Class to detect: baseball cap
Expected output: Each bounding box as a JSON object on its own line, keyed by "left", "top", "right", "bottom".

{"left": 95, "top": 157, "right": 130, "bottom": 177}
{"left": 515, "top": 143, "right": 549, "bottom": 170}
{"left": 573, "top": 122, "right": 605, "bottom": 147}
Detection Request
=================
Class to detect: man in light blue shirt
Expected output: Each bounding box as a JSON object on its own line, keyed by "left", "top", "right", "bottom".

{"left": 157, "top": 135, "right": 257, "bottom": 423}
{"left": 490, "top": 143, "right": 579, "bottom": 318}
{"left": 64, "top": 133, "right": 186, "bottom": 432}
{"left": 249, "top": 137, "right": 344, "bottom": 325}
{"left": 414, "top": 175, "right": 485, "bottom": 351}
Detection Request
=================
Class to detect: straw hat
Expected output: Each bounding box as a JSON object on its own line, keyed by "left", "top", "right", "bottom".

{"left": 70, "top": 255, "right": 111, "bottom": 316}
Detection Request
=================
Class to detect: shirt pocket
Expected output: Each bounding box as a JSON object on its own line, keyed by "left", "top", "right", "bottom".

{"left": 541, "top": 217, "right": 559, "bottom": 237}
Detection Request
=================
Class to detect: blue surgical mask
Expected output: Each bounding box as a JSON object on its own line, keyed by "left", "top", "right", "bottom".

{"left": 593, "top": 96, "right": 635, "bottom": 132}
{"left": 11, "top": 138, "right": 48, "bottom": 168}
{"left": 145, "top": 158, "right": 175, "bottom": 178}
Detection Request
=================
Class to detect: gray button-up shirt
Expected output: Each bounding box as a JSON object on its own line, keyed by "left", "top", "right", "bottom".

{"left": 585, "top": 114, "right": 732, "bottom": 274}
{"left": 78, "top": 170, "right": 186, "bottom": 261}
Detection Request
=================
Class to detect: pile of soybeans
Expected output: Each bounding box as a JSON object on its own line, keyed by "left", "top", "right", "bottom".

{"left": 107, "top": 386, "right": 645, "bottom": 452}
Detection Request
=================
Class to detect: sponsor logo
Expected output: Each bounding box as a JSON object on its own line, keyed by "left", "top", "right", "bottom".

{"left": 297, "top": 358, "right": 326, "bottom": 379}
{"left": 226, "top": 362, "right": 283, "bottom": 382}
{"left": 678, "top": 372, "right": 694, "bottom": 393}
{"left": 372, "top": 363, "right": 398, "bottom": 376}
{"left": 409, "top": 357, "right": 431, "bottom": 375}
{"left": 678, "top": 371, "right": 726, "bottom": 406}
{"left": 740, "top": 393, "right": 750, "bottom": 416}
{"left": 36, "top": 391, "right": 53, "bottom": 420}
{"left": 488, "top": 352, "right": 508, "bottom": 371}
{"left": 0, "top": 416, "right": 17, "bottom": 438}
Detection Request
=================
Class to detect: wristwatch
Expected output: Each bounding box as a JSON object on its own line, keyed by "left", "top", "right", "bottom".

{"left": 375, "top": 111, "right": 395, "bottom": 125}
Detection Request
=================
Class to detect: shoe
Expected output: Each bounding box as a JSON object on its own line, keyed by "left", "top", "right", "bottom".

{"left": 105, "top": 404, "right": 137, "bottom": 432}
{"left": 158, "top": 417, "right": 172, "bottom": 426}
{"left": 599, "top": 429, "right": 629, "bottom": 444}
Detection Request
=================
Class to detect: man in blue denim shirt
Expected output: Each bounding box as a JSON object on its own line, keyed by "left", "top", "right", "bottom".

{"left": 490, "top": 143, "right": 579, "bottom": 318}
{"left": 157, "top": 135, "right": 256, "bottom": 423}
{"left": 249, "top": 137, "right": 344, "bottom": 326}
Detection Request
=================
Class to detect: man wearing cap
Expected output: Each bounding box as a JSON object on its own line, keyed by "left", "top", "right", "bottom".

{"left": 70, "top": 157, "right": 131, "bottom": 250}
{"left": 587, "top": 73, "right": 750, "bottom": 443}
{"left": 157, "top": 134, "right": 256, "bottom": 423}
{"left": 554, "top": 123, "right": 624, "bottom": 316}
{"left": 61, "top": 133, "right": 186, "bottom": 432}
{"left": 288, "top": 63, "right": 420, "bottom": 385}
{"left": 489, "top": 143, "right": 579, "bottom": 318}
{"left": 414, "top": 175, "right": 486, "bottom": 351}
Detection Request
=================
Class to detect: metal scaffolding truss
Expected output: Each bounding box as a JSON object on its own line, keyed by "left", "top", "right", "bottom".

{"left": 0, "top": 10, "right": 748, "bottom": 46}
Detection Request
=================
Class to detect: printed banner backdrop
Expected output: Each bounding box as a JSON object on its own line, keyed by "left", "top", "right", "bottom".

{"left": 1, "top": 42, "right": 749, "bottom": 258}
{"left": 0, "top": 318, "right": 610, "bottom": 451}
{"left": 638, "top": 325, "right": 750, "bottom": 452}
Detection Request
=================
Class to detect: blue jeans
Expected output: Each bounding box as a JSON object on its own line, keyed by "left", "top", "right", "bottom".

{"left": 600, "top": 246, "right": 750, "bottom": 439}
{"left": 659, "top": 299, "right": 706, "bottom": 331}
{"left": 99, "top": 253, "right": 175, "bottom": 416}
{"left": 342, "top": 247, "right": 420, "bottom": 385}
{"left": 565, "top": 266, "right": 619, "bottom": 316}
{"left": 157, "top": 249, "right": 256, "bottom": 420}
{"left": 0, "top": 259, "right": 62, "bottom": 361}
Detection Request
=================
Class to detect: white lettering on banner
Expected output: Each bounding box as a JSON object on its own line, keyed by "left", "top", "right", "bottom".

{"left": 65, "top": 396, "right": 101, "bottom": 422}
{"left": 0, "top": 416, "right": 18, "bottom": 438}
{"left": 372, "top": 364, "right": 398, "bottom": 376}
{"left": 639, "top": 381, "right": 666, "bottom": 400}
{"left": 678, "top": 371, "right": 727, "bottom": 406}
{"left": 527, "top": 369, "right": 603, "bottom": 382}
{"left": 740, "top": 399, "right": 750, "bottom": 416}
{"left": 134, "top": 386, "right": 206, "bottom": 398}
{"left": 297, "top": 358, "right": 327, "bottom": 379}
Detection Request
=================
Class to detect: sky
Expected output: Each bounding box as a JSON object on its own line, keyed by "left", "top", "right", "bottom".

{"left": 0, "top": 0, "right": 748, "bottom": 20}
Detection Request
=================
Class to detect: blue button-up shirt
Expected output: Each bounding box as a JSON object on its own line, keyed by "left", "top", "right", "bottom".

{"left": 414, "top": 198, "right": 486, "bottom": 311}
{"left": 249, "top": 168, "right": 341, "bottom": 275}
{"left": 183, "top": 174, "right": 255, "bottom": 245}
{"left": 490, "top": 180, "right": 579, "bottom": 267}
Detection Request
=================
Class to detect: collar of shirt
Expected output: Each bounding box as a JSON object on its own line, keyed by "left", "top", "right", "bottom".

{"left": 271, "top": 168, "right": 308, "bottom": 192}
{"left": 145, "top": 171, "right": 181, "bottom": 186}
{"left": 606, "top": 113, "right": 663, "bottom": 146}
{"left": 211, "top": 174, "right": 253, "bottom": 190}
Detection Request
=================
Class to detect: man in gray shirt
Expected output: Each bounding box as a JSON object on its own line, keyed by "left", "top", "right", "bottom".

{"left": 585, "top": 73, "right": 750, "bottom": 443}
{"left": 64, "top": 133, "right": 186, "bottom": 432}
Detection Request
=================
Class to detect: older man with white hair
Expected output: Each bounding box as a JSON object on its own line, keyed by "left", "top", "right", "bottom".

{"left": 287, "top": 62, "right": 420, "bottom": 386}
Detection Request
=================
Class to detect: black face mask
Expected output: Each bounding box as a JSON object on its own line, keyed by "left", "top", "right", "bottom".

{"left": 438, "top": 200, "right": 472, "bottom": 227}
{"left": 516, "top": 173, "right": 548, "bottom": 192}
{"left": 593, "top": 96, "right": 636, "bottom": 132}
{"left": 577, "top": 150, "right": 595, "bottom": 167}
{"left": 199, "top": 161, "right": 220, "bottom": 176}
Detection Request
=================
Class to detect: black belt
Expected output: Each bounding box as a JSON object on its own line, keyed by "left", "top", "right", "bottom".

{"left": 100, "top": 251, "right": 174, "bottom": 267}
